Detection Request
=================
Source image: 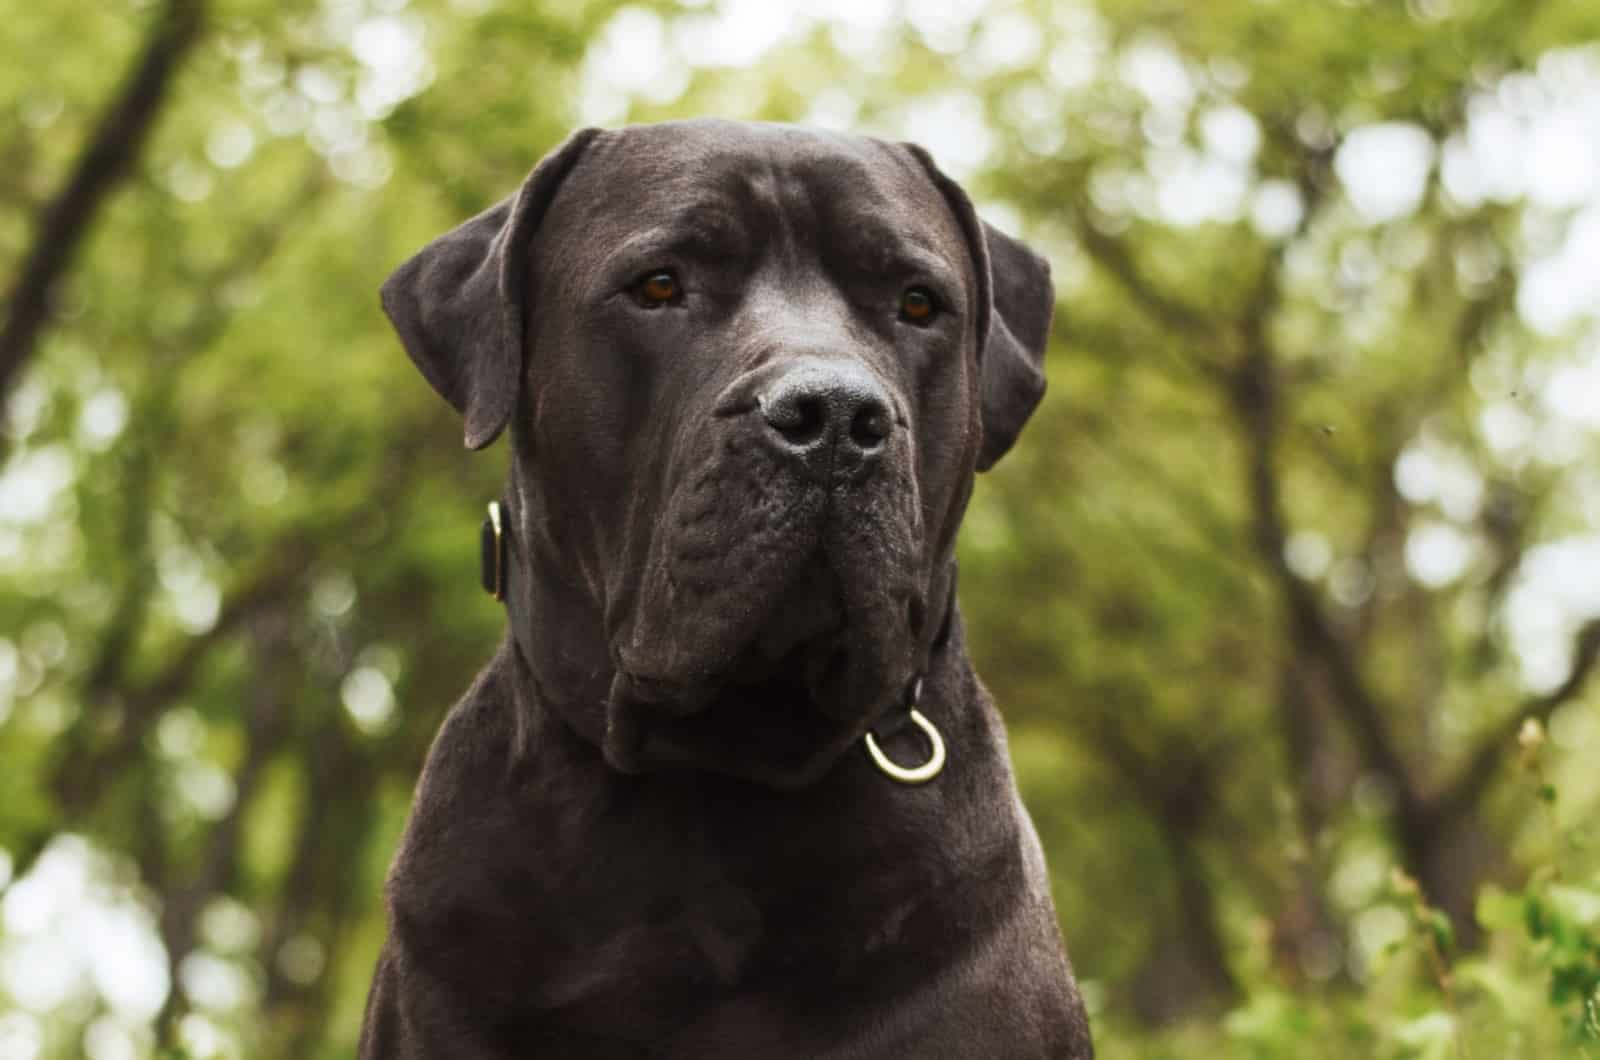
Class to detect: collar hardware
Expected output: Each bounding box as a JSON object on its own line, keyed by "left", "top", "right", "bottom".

{"left": 863, "top": 679, "right": 946, "bottom": 785}
{"left": 481, "top": 500, "right": 506, "bottom": 601}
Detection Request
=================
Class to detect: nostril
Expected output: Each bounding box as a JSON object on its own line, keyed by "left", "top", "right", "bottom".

{"left": 850, "top": 404, "right": 891, "bottom": 450}
{"left": 759, "top": 363, "right": 894, "bottom": 464}
{"left": 763, "top": 394, "right": 827, "bottom": 446}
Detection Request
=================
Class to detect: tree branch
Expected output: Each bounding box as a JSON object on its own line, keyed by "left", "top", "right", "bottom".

{"left": 1074, "top": 218, "right": 1224, "bottom": 348}
{"left": 0, "top": 0, "right": 207, "bottom": 412}
{"left": 1075, "top": 710, "right": 1240, "bottom": 1012}
{"left": 51, "top": 534, "right": 314, "bottom": 812}
{"left": 1227, "top": 337, "right": 1429, "bottom": 828}
{"left": 261, "top": 716, "right": 382, "bottom": 1056}
{"left": 47, "top": 164, "right": 332, "bottom": 820}
{"left": 154, "top": 614, "right": 292, "bottom": 1045}
{"left": 1435, "top": 618, "right": 1600, "bottom": 821}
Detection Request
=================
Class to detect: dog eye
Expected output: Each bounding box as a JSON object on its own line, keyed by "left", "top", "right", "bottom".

{"left": 634, "top": 270, "right": 680, "bottom": 308}
{"left": 899, "top": 287, "right": 938, "bottom": 323}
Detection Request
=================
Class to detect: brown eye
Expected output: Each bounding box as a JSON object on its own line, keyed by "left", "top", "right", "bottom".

{"left": 899, "top": 287, "right": 936, "bottom": 323}
{"left": 636, "top": 271, "right": 679, "bottom": 307}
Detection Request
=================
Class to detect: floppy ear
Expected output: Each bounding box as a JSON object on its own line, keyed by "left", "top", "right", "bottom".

{"left": 903, "top": 145, "right": 1054, "bottom": 470}
{"left": 380, "top": 128, "right": 601, "bottom": 449}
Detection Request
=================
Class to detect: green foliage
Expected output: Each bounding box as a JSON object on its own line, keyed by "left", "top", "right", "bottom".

{"left": 1097, "top": 751, "right": 1600, "bottom": 1059}
{"left": 2, "top": 0, "right": 1599, "bottom": 1057}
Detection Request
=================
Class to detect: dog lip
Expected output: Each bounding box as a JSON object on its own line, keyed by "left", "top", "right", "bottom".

{"left": 615, "top": 678, "right": 865, "bottom": 789}
{"left": 613, "top": 668, "right": 716, "bottom": 718}
{"left": 712, "top": 393, "right": 758, "bottom": 417}
{"left": 614, "top": 625, "right": 842, "bottom": 719}
{"left": 618, "top": 671, "right": 685, "bottom": 702}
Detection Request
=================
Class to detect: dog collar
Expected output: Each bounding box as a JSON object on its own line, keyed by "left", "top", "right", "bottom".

{"left": 483, "top": 499, "right": 539, "bottom": 681}
{"left": 861, "top": 570, "right": 958, "bottom": 785}
{"left": 480, "top": 499, "right": 948, "bottom": 785}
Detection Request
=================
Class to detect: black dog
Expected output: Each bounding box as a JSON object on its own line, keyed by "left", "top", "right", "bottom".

{"left": 360, "top": 120, "right": 1093, "bottom": 1058}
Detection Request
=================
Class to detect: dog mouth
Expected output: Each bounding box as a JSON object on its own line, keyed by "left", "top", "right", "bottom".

{"left": 726, "top": 557, "right": 849, "bottom": 697}
{"left": 633, "top": 636, "right": 854, "bottom": 775}
{"left": 604, "top": 557, "right": 891, "bottom": 787}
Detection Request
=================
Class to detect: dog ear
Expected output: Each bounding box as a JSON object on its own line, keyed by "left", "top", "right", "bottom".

{"left": 903, "top": 145, "right": 1054, "bottom": 471}
{"left": 973, "top": 223, "right": 1053, "bottom": 470}
{"left": 380, "top": 128, "right": 601, "bottom": 449}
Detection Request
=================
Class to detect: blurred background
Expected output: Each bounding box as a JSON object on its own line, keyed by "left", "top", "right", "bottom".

{"left": 3, "top": 0, "right": 1599, "bottom": 1056}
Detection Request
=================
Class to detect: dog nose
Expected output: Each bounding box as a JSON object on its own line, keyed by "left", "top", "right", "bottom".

{"left": 759, "top": 361, "right": 893, "bottom": 479}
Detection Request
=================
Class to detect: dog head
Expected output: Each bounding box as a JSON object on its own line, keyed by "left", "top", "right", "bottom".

{"left": 382, "top": 120, "right": 1052, "bottom": 787}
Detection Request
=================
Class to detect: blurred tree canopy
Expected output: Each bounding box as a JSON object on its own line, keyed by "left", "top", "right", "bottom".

{"left": 2, "top": 0, "right": 1599, "bottom": 1057}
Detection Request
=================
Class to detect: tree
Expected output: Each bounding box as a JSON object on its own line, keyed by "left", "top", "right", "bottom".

{"left": 2, "top": 1, "right": 1598, "bottom": 1055}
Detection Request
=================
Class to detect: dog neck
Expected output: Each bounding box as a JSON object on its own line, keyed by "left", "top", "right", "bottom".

{"left": 483, "top": 488, "right": 961, "bottom": 787}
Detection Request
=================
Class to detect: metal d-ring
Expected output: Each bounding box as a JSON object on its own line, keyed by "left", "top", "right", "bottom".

{"left": 864, "top": 708, "right": 946, "bottom": 785}
{"left": 481, "top": 501, "right": 505, "bottom": 601}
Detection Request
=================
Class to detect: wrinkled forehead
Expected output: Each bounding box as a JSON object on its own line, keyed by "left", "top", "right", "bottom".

{"left": 540, "top": 120, "right": 970, "bottom": 266}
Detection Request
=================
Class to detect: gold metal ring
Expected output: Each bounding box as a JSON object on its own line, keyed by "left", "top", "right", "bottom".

{"left": 863, "top": 709, "right": 946, "bottom": 784}
{"left": 485, "top": 501, "right": 505, "bottom": 600}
